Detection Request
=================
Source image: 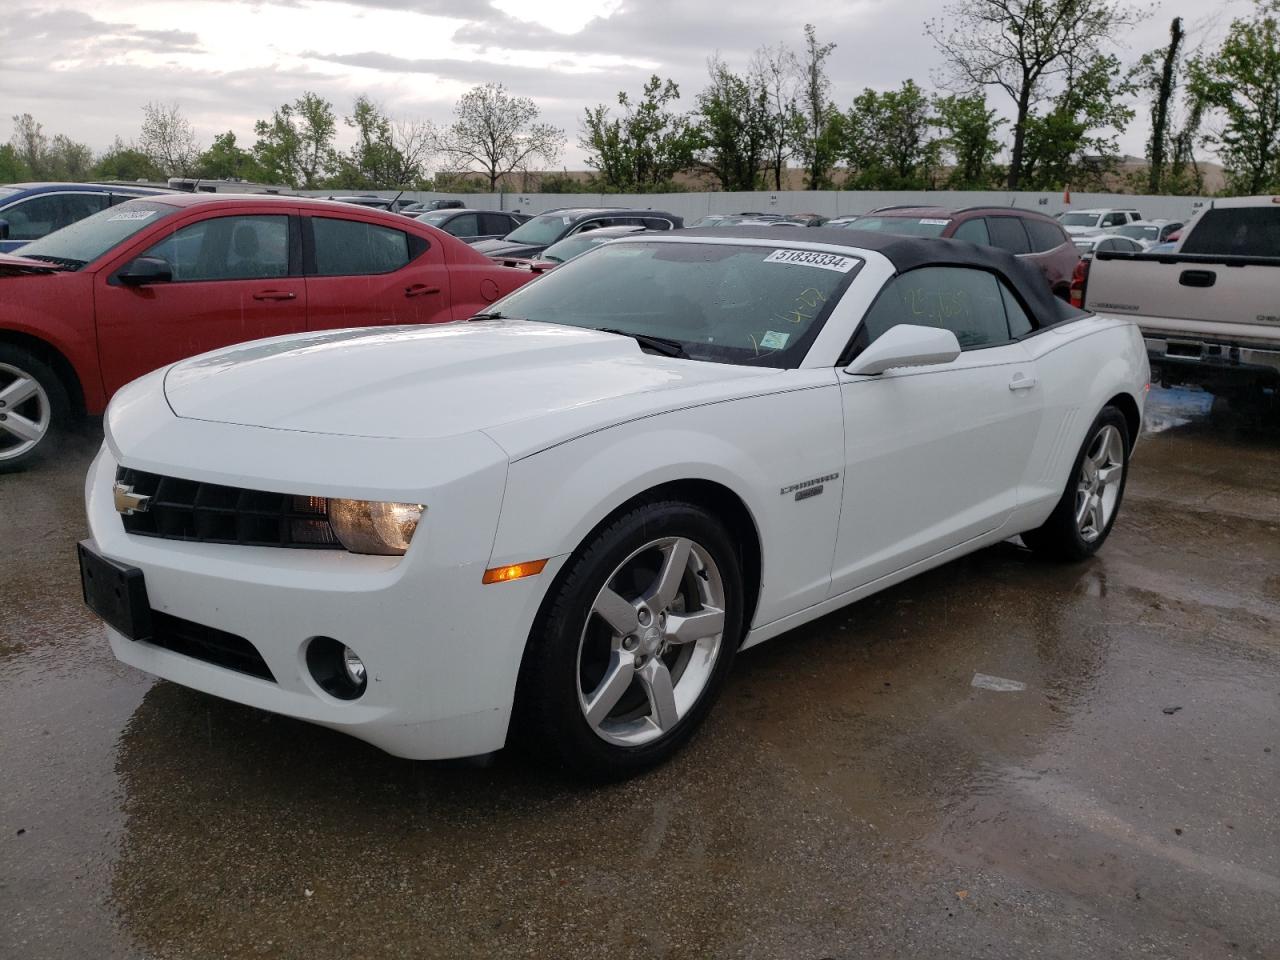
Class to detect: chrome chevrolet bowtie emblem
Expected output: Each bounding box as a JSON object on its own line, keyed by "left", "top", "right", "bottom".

{"left": 113, "top": 482, "right": 151, "bottom": 516}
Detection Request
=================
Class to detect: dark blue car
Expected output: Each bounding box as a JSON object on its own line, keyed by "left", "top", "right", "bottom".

{"left": 0, "top": 182, "right": 172, "bottom": 253}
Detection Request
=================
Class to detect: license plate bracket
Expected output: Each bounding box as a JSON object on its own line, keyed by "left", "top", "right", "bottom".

{"left": 77, "top": 540, "right": 152, "bottom": 641}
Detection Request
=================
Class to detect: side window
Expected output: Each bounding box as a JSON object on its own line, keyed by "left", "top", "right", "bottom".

{"left": 1102, "top": 213, "right": 1125, "bottom": 228}
{"left": 986, "top": 217, "right": 1031, "bottom": 255}
{"left": 140, "top": 215, "right": 289, "bottom": 281}
{"left": 1163, "top": 222, "right": 1182, "bottom": 240}
{"left": 1000, "top": 283, "right": 1033, "bottom": 338}
{"left": 312, "top": 217, "right": 411, "bottom": 275}
{"left": 1025, "top": 219, "right": 1067, "bottom": 252}
{"left": 642, "top": 217, "right": 672, "bottom": 230}
{"left": 482, "top": 213, "right": 513, "bottom": 236}
{"left": 3, "top": 193, "right": 110, "bottom": 241}
{"left": 861, "top": 267, "right": 1017, "bottom": 351}
{"left": 951, "top": 218, "right": 990, "bottom": 245}
{"left": 441, "top": 213, "right": 478, "bottom": 238}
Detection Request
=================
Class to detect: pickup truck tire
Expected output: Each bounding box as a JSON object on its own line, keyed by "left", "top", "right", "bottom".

{"left": 0, "top": 345, "right": 69, "bottom": 473}
{"left": 1022, "top": 406, "right": 1131, "bottom": 561}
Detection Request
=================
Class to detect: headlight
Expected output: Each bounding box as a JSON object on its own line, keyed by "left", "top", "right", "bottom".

{"left": 326, "top": 500, "right": 423, "bottom": 556}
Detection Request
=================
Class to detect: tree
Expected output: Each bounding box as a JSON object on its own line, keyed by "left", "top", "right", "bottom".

{"left": 792, "top": 24, "right": 841, "bottom": 189}
{"left": 933, "top": 93, "right": 1005, "bottom": 188}
{"left": 441, "top": 83, "right": 563, "bottom": 191}
{"left": 751, "top": 42, "right": 800, "bottom": 190}
{"left": 843, "top": 80, "right": 940, "bottom": 190}
{"left": 195, "top": 131, "right": 262, "bottom": 181}
{"left": 46, "top": 134, "right": 94, "bottom": 181}
{"left": 1018, "top": 53, "right": 1134, "bottom": 190}
{"left": 10, "top": 113, "right": 48, "bottom": 178}
{"left": 1136, "top": 17, "right": 1186, "bottom": 193}
{"left": 0, "top": 144, "right": 26, "bottom": 182}
{"left": 1188, "top": 1, "right": 1280, "bottom": 195}
{"left": 335, "top": 97, "right": 436, "bottom": 189}
{"left": 581, "top": 76, "right": 700, "bottom": 191}
{"left": 138, "top": 101, "right": 200, "bottom": 178}
{"left": 927, "top": 0, "right": 1145, "bottom": 189}
{"left": 694, "top": 58, "right": 770, "bottom": 190}
{"left": 253, "top": 92, "right": 337, "bottom": 188}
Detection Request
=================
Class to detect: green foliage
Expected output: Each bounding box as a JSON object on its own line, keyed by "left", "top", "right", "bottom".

{"left": 194, "top": 131, "right": 262, "bottom": 181}
{"left": 1188, "top": 1, "right": 1280, "bottom": 194}
{"left": 843, "top": 80, "right": 940, "bottom": 190}
{"left": 580, "top": 76, "right": 700, "bottom": 192}
{"left": 793, "top": 24, "right": 841, "bottom": 189}
{"left": 441, "top": 83, "right": 564, "bottom": 191}
{"left": 535, "top": 171, "right": 594, "bottom": 193}
{"left": 253, "top": 92, "right": 337, "bottom": 189}
{"left": 1019, "top": 54, "right": 1135, "bottom": 190}
{"left": 933, "top": 93, "right": 1004, "bottom": 188}
{"left": 1134, "top": 18, "right": 1186, "bottom": 193}
{"left": 0, "top": 144, "right": 27, "bottom": 183}
{"left": 693, "top": 58, "right": 771, "bottom": 190}
{"left": 8, "top": 113, "right": 95, "bottom": 181}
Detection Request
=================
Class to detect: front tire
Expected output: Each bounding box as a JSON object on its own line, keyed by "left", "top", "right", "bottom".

{"left": 1022, "top": 406, "right": 1130, "bottom": 561}
{"left": 0, "top": 345, "right": 69, "bottom": 473}
{"left": 517, "top": 499, "right": 744, "bottom": 779}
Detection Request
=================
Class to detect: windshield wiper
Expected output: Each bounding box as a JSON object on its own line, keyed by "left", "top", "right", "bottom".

{"left": 469, "top": 310, "right": 521, "bottom": 321}
{"left": 19, "top": 254, "right": 84, "bottom": 270}
{"left": 595, "top": 327, "right": 687, "bottom": 358}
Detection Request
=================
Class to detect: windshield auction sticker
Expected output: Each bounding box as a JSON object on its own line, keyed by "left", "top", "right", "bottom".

{"left": 764, "top": 249, "right": 858, "bottom": 272}
{"left": 106, "top": 210, "right": 157, "bottom": 222}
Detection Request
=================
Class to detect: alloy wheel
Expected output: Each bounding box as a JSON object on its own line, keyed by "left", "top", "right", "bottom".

{"left": 1075, "top": 424, "right": 1125, "bottom": 542}
{"left": 577, "top": 536, "right": 727, "bottom": 747}
{"left": 0, "top": 362, "right": 51, "bottom": 462}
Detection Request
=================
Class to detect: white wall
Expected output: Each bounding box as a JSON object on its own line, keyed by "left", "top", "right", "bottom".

{"left": 302, "top": 188, "right": 1211, "bottom": 223}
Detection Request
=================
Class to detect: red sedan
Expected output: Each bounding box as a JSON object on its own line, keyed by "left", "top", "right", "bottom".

{"left": 0, "top": 194, "right": 535, "bottom": 469}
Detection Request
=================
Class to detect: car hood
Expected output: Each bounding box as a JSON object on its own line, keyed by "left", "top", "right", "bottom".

{"left": 162, "top": 321, "right": 776, "bottom": 444}
{"left": 471, "top": 239, "right": 544, "bottom": 258}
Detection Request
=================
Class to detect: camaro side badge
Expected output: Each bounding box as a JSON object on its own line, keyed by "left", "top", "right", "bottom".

{"left": 113, "top": 482, "right": 151, "bottom": 516}
{"left": 780, "top": 473, "right": 839, "bottom": 502}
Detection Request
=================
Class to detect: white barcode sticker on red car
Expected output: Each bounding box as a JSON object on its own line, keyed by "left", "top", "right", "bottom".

{"left": 763, "top": 249, "right": 858, "bottom": 272}
{"left": 106, "top": 210, "right": 157, "bottom": 222}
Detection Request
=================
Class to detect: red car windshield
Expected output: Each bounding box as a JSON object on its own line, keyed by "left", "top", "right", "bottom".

{"left": 17, "top": 199, "right": 178, "bottom": 271}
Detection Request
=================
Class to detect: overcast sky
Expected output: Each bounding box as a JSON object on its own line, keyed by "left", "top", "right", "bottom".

{"left": 0, "top": 0, "right": 1254, "bottom": 170}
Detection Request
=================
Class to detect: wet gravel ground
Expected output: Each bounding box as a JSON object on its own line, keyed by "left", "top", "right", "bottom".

{"left": 1, "top": 387, "right": 1278, "bottom": 960}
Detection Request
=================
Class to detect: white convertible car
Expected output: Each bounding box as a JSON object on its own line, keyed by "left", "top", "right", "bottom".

{"left": 80, "top": 229, "right": 1149, "bottom": 776}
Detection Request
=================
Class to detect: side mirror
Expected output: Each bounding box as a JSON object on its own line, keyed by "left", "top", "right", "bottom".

{"left": 844, "top": 324, "right": 961, "bottom": 376}
{"left": 117, "top": 256, "right": 173, "bottom": 286}
{"left": 0, "top": 219, "right": 9, "bottom": 241}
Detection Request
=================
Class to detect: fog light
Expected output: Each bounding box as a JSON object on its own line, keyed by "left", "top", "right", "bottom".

{"left": 306, "top": 636, "right": 368, "bottom": 700}
{"left": 342, "top": 646, "right": 366, "bottom": 685}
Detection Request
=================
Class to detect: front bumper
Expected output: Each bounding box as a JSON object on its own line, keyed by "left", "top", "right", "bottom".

{"left": 85, "top": 443, "right": 560, "bottom": 760}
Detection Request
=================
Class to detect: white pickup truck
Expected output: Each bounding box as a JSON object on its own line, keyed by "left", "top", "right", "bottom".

{"left": 1083, "top": 196, "right": 1279, "bottom": 408}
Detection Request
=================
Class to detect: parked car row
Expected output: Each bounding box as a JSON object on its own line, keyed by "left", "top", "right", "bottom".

{"left": 0, "top": 182, "right": 175, "bottom": 253}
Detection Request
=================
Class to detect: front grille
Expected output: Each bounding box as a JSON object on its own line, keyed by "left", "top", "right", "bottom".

{"left": 147, "top": 611, "right": 275, "bottom": 681}
{"left": 116, "top": 467, "right": 342, "bottom": 549}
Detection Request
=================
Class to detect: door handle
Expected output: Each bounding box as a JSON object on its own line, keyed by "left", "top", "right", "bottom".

{"left": 1008, "top": 373, "right": 1038, "bottom": 391}
{"left": 252, "top": 290, "right": 296, "bottom": 301}
{"left": 404, "top": 284, "right": 441, "bottom": 298}
{"left": 1179, "top": 269, "right": 1216, "bottom": 288}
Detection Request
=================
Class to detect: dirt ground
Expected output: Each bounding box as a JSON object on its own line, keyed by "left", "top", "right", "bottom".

{"left": 2, "top": 387, "right": 1277, "bottom": 960}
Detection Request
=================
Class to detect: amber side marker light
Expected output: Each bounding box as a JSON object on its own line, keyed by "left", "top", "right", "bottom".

{"left": 483, "top": 559, "right": 548, "bottom": 584}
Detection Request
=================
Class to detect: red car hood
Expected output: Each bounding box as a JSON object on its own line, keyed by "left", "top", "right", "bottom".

{"left": 0, "top": 252, "right": 62, "bottom": 274}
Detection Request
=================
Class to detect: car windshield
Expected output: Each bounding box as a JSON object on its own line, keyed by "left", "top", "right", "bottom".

{"left": 540, "top": 234, "right": 613, "bottom": 263}
{"left": 1115, "top": 224, "right": 1158, "bottom": 240}
{"left": 842, "top": 216, "right": 950, "bottom": 237}
{"left": 502, "top": 214, "right": 573, "bottom": 245}
{"left": 1060, "top": 213, "right": 1099, "bottom": 226}
{"left": 487, "top": 240, "right": 861, "bottom": 368}
{"left": 17, "top": 199, "right": 177, "bottom": 270}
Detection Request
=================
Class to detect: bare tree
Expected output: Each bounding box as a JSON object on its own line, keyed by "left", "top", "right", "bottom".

{"left": 926, "top": 0, "right": 1146, "bottom": 189}
{"left": 440, "top": 83, "right": 565, "bottom": 190}
{"left": 750, "top": 43, "right": 799, "bottom": 190}
{"left": 392, "top": 117, "right": 438, "bottom": 186}
{"left": 139, "top": 101, "right": 201, "bottom": 178}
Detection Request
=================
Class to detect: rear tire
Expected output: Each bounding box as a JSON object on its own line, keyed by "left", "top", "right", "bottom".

{"left": 0, "top": 345, "right": 69, "bottom": 473}
{"left": 516, "top": 499, "right": 743, "bottom": 780}
{"left": 1022, "top": 406, "right": 1130, "bottom": 561}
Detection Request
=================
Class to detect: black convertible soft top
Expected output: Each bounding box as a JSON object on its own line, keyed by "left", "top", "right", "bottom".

{"left": 675, "top": 226, "right": 1085, "bottom": 328}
